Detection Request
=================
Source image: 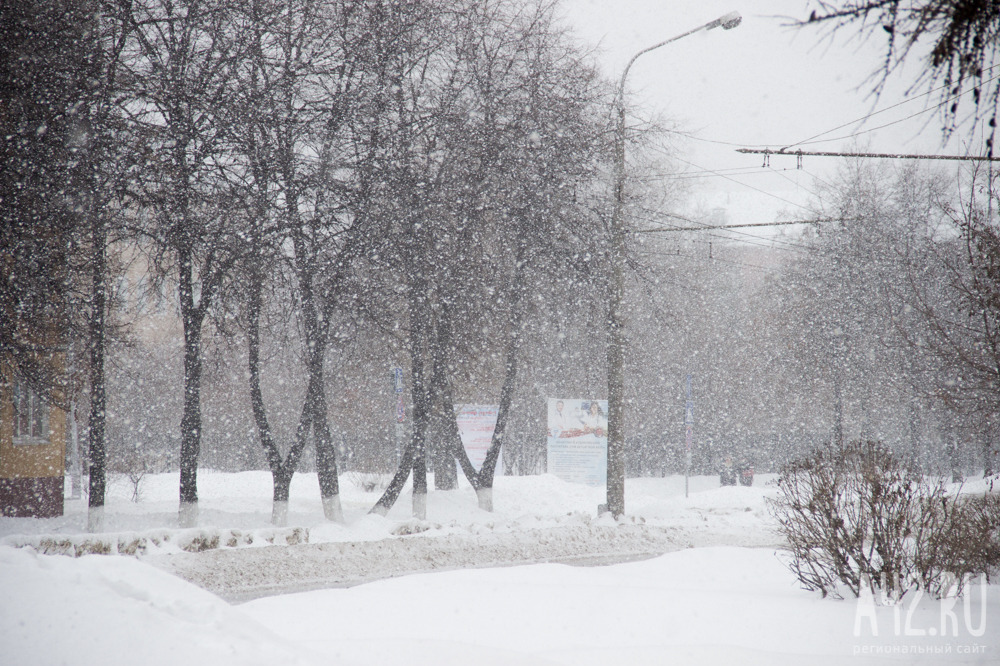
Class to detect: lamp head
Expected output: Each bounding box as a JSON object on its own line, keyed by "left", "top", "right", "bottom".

{"left": 708, "top": 11, "right": 742, "bottom": 31}
{"left": 720, "top": 11, "right": 742, "bottom": 29}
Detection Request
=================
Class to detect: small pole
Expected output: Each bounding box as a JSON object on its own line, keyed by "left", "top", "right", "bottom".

{"left": 393, "top": 366, "right": 405, "bottom": 465}
{"left": 685, "top": 374, "right": 693, "bottom": 498}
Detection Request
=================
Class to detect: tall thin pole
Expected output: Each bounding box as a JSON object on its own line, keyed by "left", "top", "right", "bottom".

{"left": 605, "top": 82, "right": 628, "bottom": 518}
{"left": 604, "top": 11, "right": 741, "bottom": 518}
{"left": 685, "top": 374, "right": 693, "bottom": 498}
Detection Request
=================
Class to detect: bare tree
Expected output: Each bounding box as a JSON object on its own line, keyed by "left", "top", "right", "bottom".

{"left": 1, "top": 0, "right": 136, "bottom": 528}
{"left": 117, "top": 0, "right": 249, "bottom": 526}
{"left": 369, "top": 0, "right": 613, "bottom": 515}
{"left": 900, "top": 166, "right": 1000, "bottom": 473}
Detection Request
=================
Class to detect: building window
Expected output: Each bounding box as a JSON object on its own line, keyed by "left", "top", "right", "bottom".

{"left": 12, "top": 379, "right": 49, "bottom": 444}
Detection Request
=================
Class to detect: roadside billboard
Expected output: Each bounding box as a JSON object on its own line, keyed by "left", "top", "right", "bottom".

{"left": 546, "top": 398, "right": 607, "bottom": 486}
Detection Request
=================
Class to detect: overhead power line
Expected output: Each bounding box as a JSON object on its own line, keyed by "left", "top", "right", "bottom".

{"left": 636, "top": 218, "right": 833, "bottom": 232}
{"left": 657, "top": 150, "right": 825, "bottom": 216}
{"left": 629, "top": 208, "right": 816, "bottom": 251}
{"left": 737, "top": 148, "right": 1000, "bottom": 162}
{"left": 779, "top": 67, "right": 1000, "bottom": 151}
{"left": 666, "top": 66, "right": 1000, "bottom": 153}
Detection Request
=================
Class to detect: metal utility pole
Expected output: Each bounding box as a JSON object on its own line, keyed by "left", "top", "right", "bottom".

{"left": 605, "top": 10, "right": 742, "bottom": 518}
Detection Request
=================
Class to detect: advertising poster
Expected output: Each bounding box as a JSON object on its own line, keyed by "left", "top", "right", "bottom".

{"left": 546, "top": 398, "right": 608, "bottom": 487}
{"left": 455, "top": 404, "right": 501, "bottom": 475}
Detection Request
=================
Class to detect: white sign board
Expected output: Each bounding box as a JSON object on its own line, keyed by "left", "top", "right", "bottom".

{"left": 546, "top": 398, "right": 608, "bottom": 487}
{"left": 455, "top": 404, "right": 501, "bottom": 475}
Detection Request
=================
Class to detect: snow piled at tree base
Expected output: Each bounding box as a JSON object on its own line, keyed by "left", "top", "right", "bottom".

{"left": 3, "top": 526, "right": 308, "bottom": 557}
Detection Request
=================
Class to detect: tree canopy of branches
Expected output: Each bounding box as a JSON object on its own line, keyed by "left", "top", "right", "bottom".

{"left": 0, "top": 0, "right": 94, "bottom": 391}
{"left": 781, "top": 156, "right": 1000, "bottom": 475}
{"left": 356, "top": 0, "right": 613, "bottom": 516}
{"left": 803, "top": 1, "right": 1000, "bottom": 146}
{"left": 4, "top": 0, "right": 683, "bottom": 527}
{"left": 918, "top": 168, "right": 1000, "bottom": 457}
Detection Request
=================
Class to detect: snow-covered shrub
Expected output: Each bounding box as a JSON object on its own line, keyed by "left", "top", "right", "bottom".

{"left": 108, "top": 436, "right": 152, "bottom": 503}
{"left": 769, "top": 440, "right": 1000, "bottom": 600}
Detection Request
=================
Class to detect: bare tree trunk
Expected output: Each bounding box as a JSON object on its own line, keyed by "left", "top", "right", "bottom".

{"left": 178, "top": 244, "right": 204, "bottom": 528}
{"left": 409, "top": 295, "right": 430, "bottom": 520}
{"left": 450, "top": 415, "right": 481, "bottom": 488}
{"left": 68, "top": 398, "right": 82, "bottom": 499}
{"left": 87, "top": 210, "right": 107, "bottom": 532}
{"left": 428, "top": 318, "right": 457, "bottom": 490}
{"left": 983, "top": 421, "right": 996, "bottom": 477}
{"left": 371, "top": 438, "right": 415, "bottom": 516}
{"left": 270, "top": 469, "right": 292, "bottom": 526}
{"left": 371, "top": 275, "right": 432, "bottom": 518}
{"left": 908, "top": 392, "right": 921, "bottom": 468}
{"left": 945, "top": 410, "right": 963, "bottom": 483}
{"left": 475, "top": 270, "right": 528, "bottom": 511}
{"left": 291, "top": 227, "right": 343, "bottom": 521}
{"left": 247, "top": 272, "right": 313, "bottom": 526}
{"left": 312, "top": 380, "right": 343, "bottom": 521}
{"left": 832, "top": 371, "right": 844, "bottom": 446}
{"left": 424, "top": 306, "right": 479, "bottom": 490}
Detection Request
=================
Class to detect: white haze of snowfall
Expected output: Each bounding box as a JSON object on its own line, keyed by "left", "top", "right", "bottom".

{"left": 2, "top": 472, "right": 998, "bottom": 665}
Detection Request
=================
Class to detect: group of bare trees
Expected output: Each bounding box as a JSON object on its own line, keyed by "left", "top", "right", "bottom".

{"left": 3, "top": 0, "right": 618, "bottom": 527}
{"left": 607, "top": 156, "right": 999, "bottom": 480}
{"left": 9, "top": 0, "right": 998, "bottom": 532}
{"left": 765, "top": 158, "right": 999, "bottom": 477}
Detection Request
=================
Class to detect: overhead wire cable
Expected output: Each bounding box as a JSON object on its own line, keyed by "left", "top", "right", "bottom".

{"left": 662, "top": 166, "right": 803, "bottom": 181}
{"left": 661, "top": 131, "right": 779, "bottom": 149}
{"left": 765, "top": 166, "right": 826, "bottom": 203}
{"left": 780, "top": 66, "right": 1000, "bottom": 151}
{"left": 629, "top": 206, "right": 817, "bottom": 248}
{"left": 627, "top": 183, "right": 821, "bottom": 251}
{"left": 657, "top": 150, "right": 826, "bottom": 216}
{"left": 629, "top": 211, "right": 815, "bottom": 253}
{"left": 798, "top": 167, "right": 839, "bottom": 192}
{"left": 636, "top": 226, "right": 806, "bottom": 252}
{"left": 635, "top": 222, "right": 814, "bottom": 253}
{"left": 660, "top": 64, "right": 999, "bottom": 152}
{"left": 636, "top": 247, "right": 784, "bottom": 273}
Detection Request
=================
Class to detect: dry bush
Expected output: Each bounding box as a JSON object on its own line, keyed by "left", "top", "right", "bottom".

{"left": 347, "top": 471, "right": 390, "bottom": 493}
{"left": 915, "top": 493, "right": 1000, "bottom": 591}
{"left": 108, "top": 436, "right": 152, "bottom": 503}
{"left": 769, "top": 440, "right": 1000, "bottom": 600}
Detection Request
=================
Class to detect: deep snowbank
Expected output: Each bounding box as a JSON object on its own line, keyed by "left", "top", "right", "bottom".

{"left": 4, "top": 542, "right": 996, "bottom": 666}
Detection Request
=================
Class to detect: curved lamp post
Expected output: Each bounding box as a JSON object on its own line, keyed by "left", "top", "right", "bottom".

{"left": 605, "top": 11, "right": 742, "bottom": 518}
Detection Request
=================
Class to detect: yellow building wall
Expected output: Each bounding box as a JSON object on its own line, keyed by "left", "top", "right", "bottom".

{"left": 0, "top": 364, "right": 66, "bottom": 479}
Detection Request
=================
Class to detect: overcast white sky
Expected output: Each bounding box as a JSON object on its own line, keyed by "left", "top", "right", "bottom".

{"left": 560, "top": 0, "right": 988, "bottom": 226}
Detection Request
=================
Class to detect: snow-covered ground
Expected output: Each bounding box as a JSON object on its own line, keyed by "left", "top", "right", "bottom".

{"left": 2, "top": 471, "right": 997, "bottom": 664}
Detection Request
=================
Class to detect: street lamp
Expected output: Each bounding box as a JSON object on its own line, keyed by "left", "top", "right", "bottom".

{"left": 605, "top": 11, "right": 741, "bottom": 518}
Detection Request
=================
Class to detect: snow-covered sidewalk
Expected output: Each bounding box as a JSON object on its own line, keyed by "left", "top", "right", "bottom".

{"left": 151, "top": 518, "right": 781, "bottom": 601}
